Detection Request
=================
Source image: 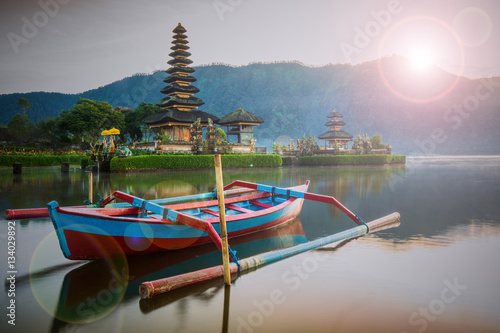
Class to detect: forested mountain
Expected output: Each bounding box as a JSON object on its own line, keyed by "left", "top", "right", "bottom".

{"left": 1, "top": 56, "right": 499, "bottom": 154}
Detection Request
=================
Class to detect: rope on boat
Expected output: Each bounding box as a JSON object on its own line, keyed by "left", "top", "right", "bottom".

{"left": 84, "top": 193, "right": 104, "bottom": 208}
{"left": 355, "top": 214, "right": 369, "bottom": 232}
{"left": 219, "top": 234, "right": 240, "bottom": 270}
{"left": 140, "top": 200, "right": 148, "bottom": 218}
{"left": 228, "top": 247, "right": 241, "bottom": 272}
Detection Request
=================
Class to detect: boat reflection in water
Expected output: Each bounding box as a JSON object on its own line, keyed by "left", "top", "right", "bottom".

{"left": 50, "top": 217, "right": 306, "bottom": 329}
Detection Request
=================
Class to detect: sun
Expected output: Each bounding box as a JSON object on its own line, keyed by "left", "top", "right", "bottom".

{"left": 408, "top": 45, "right": 435, "bottom": 71}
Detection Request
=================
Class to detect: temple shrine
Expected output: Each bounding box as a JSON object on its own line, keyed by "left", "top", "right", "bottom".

{"left": 318, "top": 108, "right": 353, "bottom": 149}
{"left": 218, "top": 108, "right": 264, "bottom": 145}
{"left": 143, "top": 23, "right": 219, "bottom": 142}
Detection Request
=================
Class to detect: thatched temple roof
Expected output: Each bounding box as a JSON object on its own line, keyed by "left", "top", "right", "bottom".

{"left": 218, "top": 108, "right": 264, "bottom": 125}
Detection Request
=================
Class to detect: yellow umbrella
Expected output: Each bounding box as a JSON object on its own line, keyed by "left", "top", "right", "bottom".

{"left": 109, "top": 127, "right": 120, "bottom": 135}
{"left": 101, "top": 130, "right": 110, "bottom": 136}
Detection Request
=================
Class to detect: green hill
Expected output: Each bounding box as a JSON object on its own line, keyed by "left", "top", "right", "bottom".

{"left": 1, "top": 57, "right": 499, "bottom": 154}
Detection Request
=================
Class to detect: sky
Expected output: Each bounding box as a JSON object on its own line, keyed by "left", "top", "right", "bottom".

{"left": 0, "top": 0, "right": 499, "bottom": 94}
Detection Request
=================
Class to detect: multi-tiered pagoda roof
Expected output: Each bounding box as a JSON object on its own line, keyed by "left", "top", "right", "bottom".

{"left": 318, "top": 108, "right": 353, "bottom": 148}
{"left": 144, "top": 23, "right": 218, "bottom": 128}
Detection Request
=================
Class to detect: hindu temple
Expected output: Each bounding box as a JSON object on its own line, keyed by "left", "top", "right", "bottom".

{"left": 218, "top": 108, "right": 264, "bottom": 145}
{"left": 143, "top": 23, "right": 219, "bottom": 142}
{"left": 318, "top": 108, "right": 353, "bottom": 149}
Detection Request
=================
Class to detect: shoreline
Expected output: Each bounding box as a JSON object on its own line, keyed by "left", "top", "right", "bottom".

{"left": 4, "top": 154, "right": 500, "bottom": 172}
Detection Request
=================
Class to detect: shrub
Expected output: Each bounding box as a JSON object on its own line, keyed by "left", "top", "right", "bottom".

{"left": 281, "top": 156, "right": 297, "bottom": 166}
{"left": 299, "top": 154, "right": 406, "bottom": 166}
{"left": 0, "top": 155, "right": 90, "bottom": 167}
{"left": 81, "top": 157, "right": 90, "bottom": 169}
{"left": 110, "top": 154, "right": 282, "bottom": 171}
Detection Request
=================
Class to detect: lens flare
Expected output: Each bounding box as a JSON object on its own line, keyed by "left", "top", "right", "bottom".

{"left": 30, "top": 227, "right": 128, "bottom": 324}
{"left": 124, "top": 222, "right": 154, "bottom": 252}
{"left": 453, "top": 7, "right": 492, "bottom": 47}
{"left": 409, "top": 45, "right": 435, "bottom": 71}
{"left": 377, "top": 16, "right": 465, "bottom": 104}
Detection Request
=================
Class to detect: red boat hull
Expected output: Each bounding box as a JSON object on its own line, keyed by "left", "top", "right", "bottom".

{"left": 48, "top": 183, "right": 308, "bottom": 260}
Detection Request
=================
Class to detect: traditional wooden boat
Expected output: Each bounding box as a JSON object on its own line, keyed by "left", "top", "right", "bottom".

{"left": 6, "top": 178, "right": 375, "bottom": 263}
{"left": 45, "top": 181, "right": 310, "bottom": 260}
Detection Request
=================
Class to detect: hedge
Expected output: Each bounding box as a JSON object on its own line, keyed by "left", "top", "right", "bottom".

{"left": 298, "top": 154, "right": 406, "bottom": 166}
{"left": 0, "top": 155, "right": 90, "bottom": 167}
{"left": 110, "top": 154, "right": 282, "bottom": 171}
{"left": 281, "top": 156, "right": 297, "bottom": 166}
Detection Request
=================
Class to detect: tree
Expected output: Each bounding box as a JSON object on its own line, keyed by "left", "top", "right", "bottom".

{"left": 57, "top": 98, "right": 125, "bottom": 149}
{"left": 7, "top": 113, "right": 34, "bottom": 141}
{"left": 299, "top": 134, "right": 320, "bottom": 156}
{"left": 36, "top": 117, "right": 59, "bottom": 142}
{"left": 306, "top": 134, "right": 320, "bottom": 153}
{"left": 124, "top": 102, "right": 161, "bottom": 142}
{"left": 16, "top": 98, "right": 31, "bottom": 114}
{"left": 352, "top": 134, "right": 363, "bottom": 154}
{"left": 363, "top": 133, "right": 372, "bottom": 154}
{"left": 216, "top": 128, "right": 226, "bottom": 142}
{"left": 369, "top": 133, "right": 387, "bottom": 149}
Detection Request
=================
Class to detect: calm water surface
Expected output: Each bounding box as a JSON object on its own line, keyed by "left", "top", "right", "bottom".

{"left": 1, "top": 156, "right": 499, "bottom": 333}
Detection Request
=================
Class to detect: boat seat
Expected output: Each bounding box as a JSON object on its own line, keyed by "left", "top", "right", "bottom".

{"left": 200, "top": 208, "right": 219, "bottom": 217}
{"left": 249, "top": 200, "right": 273, "bottom": 208}
{"left": 225, "top": 204, "right": 253, "bottom": 214}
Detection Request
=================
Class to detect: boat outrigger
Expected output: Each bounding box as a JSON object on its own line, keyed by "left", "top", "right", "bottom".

{"left": 5, "top": 179, "right": 398, "bottom": 266}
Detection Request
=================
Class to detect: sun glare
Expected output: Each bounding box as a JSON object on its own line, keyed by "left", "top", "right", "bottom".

{"left": 409, "top": 46, "right": 435, "bottom": 71}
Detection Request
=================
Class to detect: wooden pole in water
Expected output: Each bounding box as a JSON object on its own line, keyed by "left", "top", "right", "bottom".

{"left": 13, "top": 163, "right": 22, "bottom": 174}
{"left": 222, "top": 285, "right": 231, "bottom": 333}
{"left": 61, "top": 162, "right": 70, "bottom": 174}
{"left": 89, "top": 171, "right": 93, "bottom": 204}
{"left": 214, "top": 154, "right": 231, "bottom": 286}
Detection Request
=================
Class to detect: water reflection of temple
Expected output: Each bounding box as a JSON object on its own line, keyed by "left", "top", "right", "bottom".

{"left": 2, "top": 162, "right": 405, "bottom": 231}
{"left": 281, "top": 165, "right": 406, "bottom": 219}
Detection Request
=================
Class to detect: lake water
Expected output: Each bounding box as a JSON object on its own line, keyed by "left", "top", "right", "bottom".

{"left": 1, "top": 156, "right": 500, "bottom": 333}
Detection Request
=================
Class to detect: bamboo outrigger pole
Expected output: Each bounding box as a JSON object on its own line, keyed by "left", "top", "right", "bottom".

{"left": 139, "top": 212, "right": 400, "bottom": 298}
{"left": 214, "top": 154, "right": 232, "bottom": 286}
